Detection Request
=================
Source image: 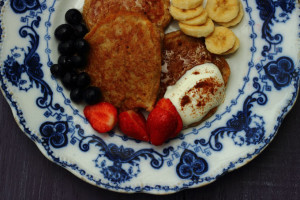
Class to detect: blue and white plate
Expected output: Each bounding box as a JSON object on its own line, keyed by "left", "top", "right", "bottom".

{"left": 0, "top": 0, "right": 299, "bottom": 195}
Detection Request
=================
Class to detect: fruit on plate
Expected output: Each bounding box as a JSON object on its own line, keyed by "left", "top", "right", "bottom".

{"left": 146, "top": 98, "right": 183, "bottom": 145}
{"left": 171, "top": 0, "right": 203, "bottom": 10}
{"left": 65, "top": 8, "right": 83, "bottom": 25}
{"left": 155, "top": 98, "right": 183, "bottom": 138}
{"left": 206, "top": 0, "right": 240, "bottom": 23}
{"left": 221, "top": 36, "right": 240, "bottom": 55}
{"left": 217, "top": 1, "right": 244, "bottom": 27}
{"left": 180, "top": 9, "right": 208, "bottom": 26}
{"left": 179, "top": 18, "right": 215, "bottom": 38}
{"left": 205, "top": 26, "right": 237, "bottom": 54}
{"left": 84, "top": 102, "right": 118, "bottom": 133}
{"left": 170, "top": 5, "right": 204, "bottom": 21}
{"left": 118, "top": 110, "right": 149, "bottom": 142}
{"left": 147, "top": 107, "right": 178, "bottom": 146}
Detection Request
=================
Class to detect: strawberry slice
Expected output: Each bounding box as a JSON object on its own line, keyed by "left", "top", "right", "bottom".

{"left": 156, "top": 98, "right": 183, "bottom": 137}
{"left": 119, "top": 110, "right": 149, "bottom": 141}
{"left": 84, "top": 102, "right": 118, "bottom": 133}
{"left": 147, "top": 107, "right": 178, "bottom": 146}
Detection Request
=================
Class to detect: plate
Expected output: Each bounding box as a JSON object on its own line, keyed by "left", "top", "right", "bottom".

{"left": 0, "top": 0, "right": 299, "bottom": 195}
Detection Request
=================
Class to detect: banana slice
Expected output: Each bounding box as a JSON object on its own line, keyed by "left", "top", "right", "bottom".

{"left": 180, "top": 9, "right": 208, "bottom": 26}
{"left": 206, "top": 0, "right": 240, "bottom": 23}
{"left": 221, "top": 36, "right": 240, "bottom": 55}
{"left": 170, "top": 5, "right": 204, "bottom": 21}
{"left": 179, "top": 18, "right": 215, "bottom": 38}
{"left": 205, "top": 26, "right": 236, "bottom": 54}
{"left": 172, "top": 0, "right": 203, "bottom": 9}
{"left": 218, "top": 2, "right": 244, "bottom": 27}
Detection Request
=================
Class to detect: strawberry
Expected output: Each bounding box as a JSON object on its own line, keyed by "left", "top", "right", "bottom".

{"left": 118, "top": 110, "right": 149, "bottom": 141}
{"left": 156, "top": 98, "right": 183, "bottom": 137}
{"left": 147, "top": 107, "right": 178, "bottom": 146}
{"left": 84, "top": 102, "right": 118, "bottom": 133}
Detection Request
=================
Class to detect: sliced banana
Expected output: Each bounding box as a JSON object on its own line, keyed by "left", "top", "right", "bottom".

{"left": 221, "top": 36, "right": 240, "bottom": 55}
{"left": 206, "top": 0, "right": 240, "bottom": 23}
{"left": 180, "top": 9, "right": 208, "bottom": 26}
{"left": 205, "top": 26, "right": 236, "bottom": 54}
{"left": 172, "top": 0, "right": 203, "bottom": 9}
{"left": 179, "top": 18, "right": 215, "bottom": 38}
{"left": 218, "top": 2, "right": 244, "bottom": 27}
{"left": 170, "top": 5, "right": 204, "bottom": 21}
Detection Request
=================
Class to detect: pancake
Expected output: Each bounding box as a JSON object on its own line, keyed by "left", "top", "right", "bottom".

{"left": 83, "top": 0, "right": 171, "bottom": 30}
{"left": 84, "top": 11, "right": 161, "bottom": 112}
{"left": 160, "top": 31, "right": 231, "bottom": 124}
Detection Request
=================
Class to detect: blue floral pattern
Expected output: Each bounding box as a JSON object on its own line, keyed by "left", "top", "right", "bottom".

{"left": 40, "top": 121, "right": 68, "bottom": 148}
{"left": 11, "top": 0, "right": 40, "bottom": 13}
{"left": 0, "top": 0, "right": 298, "bottom": 194}
{"left": 176, "top": 150, "right": 208, "bottom": 181}
{"left": 264, "top": 56, "right": 295, "bottom": 90}
{"left": 77, "top": 135, "right": 172, "bottom": 184}
{"left": 195, "top": 79, "right": 267, "bottom": 151}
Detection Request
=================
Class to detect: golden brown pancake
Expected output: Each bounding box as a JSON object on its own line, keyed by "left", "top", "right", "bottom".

{"left": 83, "top": 0, "right": 171, "bottom": 30}
{"left": 84, "top": 11, "right": 161, "bottom": 112}
{"left": 160, "top": 31, "right": 231, "bottom": 124}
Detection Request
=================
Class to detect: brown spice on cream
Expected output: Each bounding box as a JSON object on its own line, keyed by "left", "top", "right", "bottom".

{"left": 180, "top": 95, "right": 191, "bottom": 107}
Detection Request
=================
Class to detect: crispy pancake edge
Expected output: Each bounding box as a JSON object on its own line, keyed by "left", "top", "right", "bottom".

{"left": 84, "top": 11, "right": 162, "bottom": 112}
{"left": 83, "top": 0, "right": 171, "bottom": 30}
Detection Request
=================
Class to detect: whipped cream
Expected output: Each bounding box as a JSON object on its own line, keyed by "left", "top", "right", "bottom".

{"left": 164, "top": 63, "right": 225, "bottom": 127}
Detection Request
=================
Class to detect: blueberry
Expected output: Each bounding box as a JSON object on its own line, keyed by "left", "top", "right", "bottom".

{"left": 70, "top": 55, "right": 87, "bottom": 69}
{"left": 76, "top": 72, "right": 91, "bottom": 88}
{"left": 54, "top": 24, "right": 74, "bottom": 41}
{"left": 62, "top": 71, "right": 77, "bottom": 90}
{"left": 65, "top": 9, "right": 82, "bottom": 25}
{"left": 74, "top": 39, "right": 90, "bottom": 55}
{"left": 70, "top": 88, "right": 83, "bottom": 103}
{"left": 58, "top": 55, "right": 72, "bottom": 69}
{"left": 50, "top": 64, "right": 65, "bottom": 78}
{"left": 58, "top": 40, "right": 75, "bottom": 56}
{"left": 84, "top": 86, "right": 101, "bottom": 105}
{"left": 73, "top": 23, "right": 88, "bottom": 38}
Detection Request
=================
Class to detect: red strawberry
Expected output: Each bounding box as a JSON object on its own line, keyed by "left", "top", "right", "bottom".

{"left": 156, "top": 98, "right": 183, "bottom": 137}
{"left": 119, "top": 110, "right": 149, "bottom": 141}
{"left": 147, "top": 107, "right": 178, "bottom": 146}
{"left": 84, "top": 102, "right": 118, "bottom": 133}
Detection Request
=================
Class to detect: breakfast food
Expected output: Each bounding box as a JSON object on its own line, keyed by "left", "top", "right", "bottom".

{"left": 84, "top": 102, "right": 118, "bottom": 133}
{"left": 206, "top": 0, "right": 240, "bottom": 23}
{"left": 118, "top": 110, "right": 149, "bottom": 141}
{"left": 218, "top": 2, "right": 244, "bottom": 27}
{"left": 52, "top": 0, "right": 241, "bottom": 144}
{"left": 221, "top": 36, "right": 240, "bottom": 55}
{"left": 82, "top": 0, "right": 171, "bottom": 30}
{"left": 179, "top": 18, "right": 214, "bottom": 38}
{"left": 180, "top": 9, "right": 208, "bottom": 26}
{"left": 84, "top": 11, "right": 161, "bottom": 112}
{"left": 147, "top": 98, "right": 183, "bottom": 145}
{"left": 52, "top": 9, "right": 103, "bottom": 105}
{"left": 169, "top": 5, "right": 204, "bottom": 21}
{"left": 205, "top": 26, "right": 237, "bottom": 55}
{"left": 164, "top": 63, "right": 225, "bottom": 126}
{"left": 160, "top": 31, "right": 230, "bottom": 126}
{"left": 172, "top": 0, "right": 203, "bottom": 9}
{"left": 155, "top": 98, "right": 183, "bottom": 137}
{"left": 170, "top": 0, "right": 242, "bottom": 55}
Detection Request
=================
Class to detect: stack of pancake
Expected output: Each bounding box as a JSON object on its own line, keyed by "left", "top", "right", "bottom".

{"left": 82, "top": 0, "right": 230, "bottom": 123}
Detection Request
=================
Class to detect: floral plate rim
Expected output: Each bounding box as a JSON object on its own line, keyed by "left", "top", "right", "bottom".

{"left": 0, "top": 0, "right": 299, "bottom": 194}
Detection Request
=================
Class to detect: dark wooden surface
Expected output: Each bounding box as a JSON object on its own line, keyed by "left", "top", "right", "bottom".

{"left": 0, "top": 93, "right": 299, "bottom": 200}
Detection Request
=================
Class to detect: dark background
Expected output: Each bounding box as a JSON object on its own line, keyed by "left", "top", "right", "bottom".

{"left": 0, "top": 94, "right": 299, "bottom": 200}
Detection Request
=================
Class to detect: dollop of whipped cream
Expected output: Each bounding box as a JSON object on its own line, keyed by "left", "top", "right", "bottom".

{"left": 164, "top": 63, "right": 225, "bottom": 127}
